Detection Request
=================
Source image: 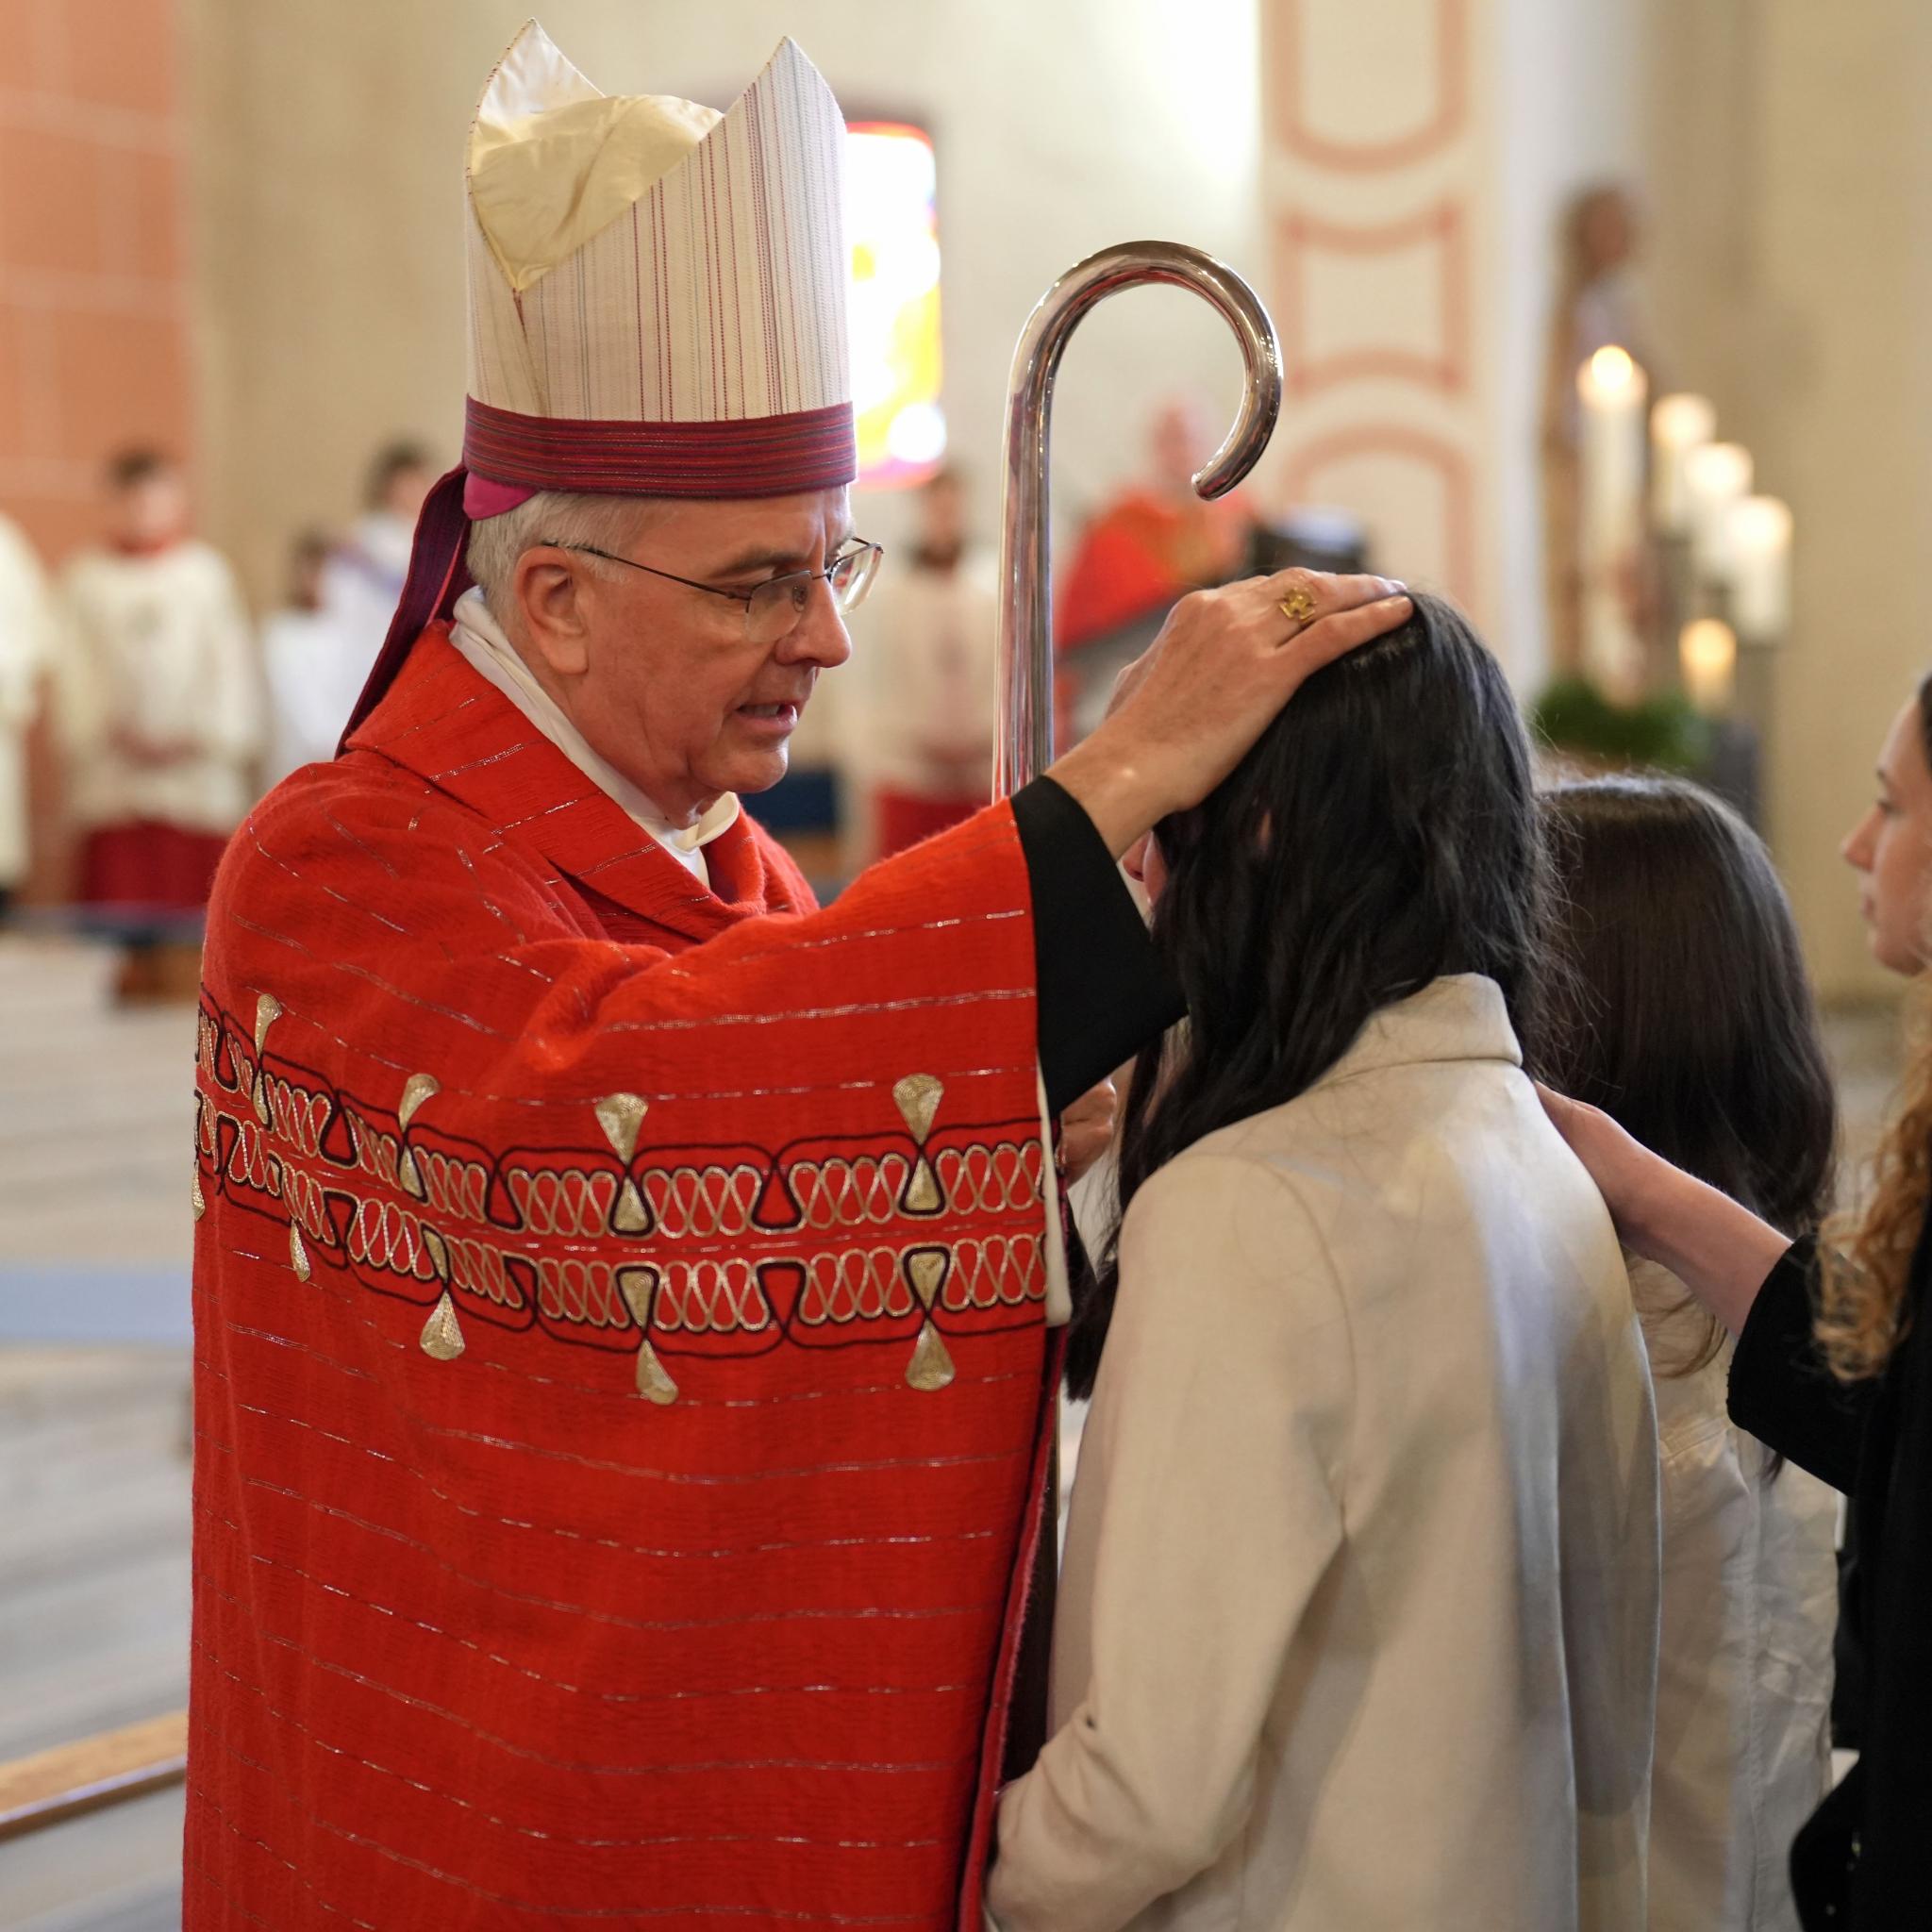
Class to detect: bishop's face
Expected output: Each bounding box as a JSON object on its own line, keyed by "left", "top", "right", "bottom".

{"left": 518, "top": 488, "right": 856, "bottom": 824}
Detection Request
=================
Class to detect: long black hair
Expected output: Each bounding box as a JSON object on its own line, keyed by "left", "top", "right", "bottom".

{"left": 1067, "top": 592, "right": 1551, "bottom": 1397}
{"left": 1535, "top": 777, "right": 1836, "bottom": 1370}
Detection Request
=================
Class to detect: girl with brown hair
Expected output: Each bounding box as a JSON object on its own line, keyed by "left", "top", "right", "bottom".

{"left": 1541, "top": 675, "right": 1932, "bottom": 1929}
{"left": 1537, "top": 777, "right": 1840, "bottom": 1930}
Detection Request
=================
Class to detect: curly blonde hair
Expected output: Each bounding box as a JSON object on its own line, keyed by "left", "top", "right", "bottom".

{"left": 1818, "top": 673, "right": 1932, "bottom": 1381}
{"left": 1821, "top": 985, "right": 1932, "bottom": 1379}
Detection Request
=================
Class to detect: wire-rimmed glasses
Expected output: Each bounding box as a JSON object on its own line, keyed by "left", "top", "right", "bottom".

{"left": 542, "top": 538, "right": 884, "bottom": 646}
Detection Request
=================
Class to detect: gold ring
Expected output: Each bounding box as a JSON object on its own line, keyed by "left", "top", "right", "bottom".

{"left": 1278, "top": 585, "right": 1319, "bottom": 626}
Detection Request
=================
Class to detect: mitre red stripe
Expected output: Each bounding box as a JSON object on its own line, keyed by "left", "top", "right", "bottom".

{"left": 463, "top": 396, "right": 858, "bottom": 497}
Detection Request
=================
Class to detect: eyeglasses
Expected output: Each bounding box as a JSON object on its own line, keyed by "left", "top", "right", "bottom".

{"left": 542, "top": 537, "right": 884, "bottom": 646}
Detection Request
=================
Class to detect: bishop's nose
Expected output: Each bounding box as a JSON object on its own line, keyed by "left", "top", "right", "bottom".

{"left": 778, "top": 584, "right": 854, "bottom": 672}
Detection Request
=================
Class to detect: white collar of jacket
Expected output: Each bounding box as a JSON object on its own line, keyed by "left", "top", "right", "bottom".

{"left": 447, "top": 585, "right": 740, "bottom": 881}
{"left": 1314, "top": 974, "right": 1523, "bottom": 1091}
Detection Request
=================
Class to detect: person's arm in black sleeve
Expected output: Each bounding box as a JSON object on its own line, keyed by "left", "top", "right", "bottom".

{"left": 1727, "top": 1234, "right": 1878, "bottom": 1493}
{"left": 1011, "top": 775, "right": 1184, "bottom": 1114}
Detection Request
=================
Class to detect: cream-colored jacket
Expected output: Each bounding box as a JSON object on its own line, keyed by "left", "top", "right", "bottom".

{"left": 990, "top": 974, "right": 1661, "bottom": 1932}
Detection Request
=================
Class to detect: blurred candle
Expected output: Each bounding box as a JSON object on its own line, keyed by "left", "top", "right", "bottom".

{"left": 1651, "top": 392, "right": 1716, "bottom": 534}
{"left": 1728, "top": 494, "right": 1793, "bottom": 641}
{"left": 1684, "top": 441, "right": 1753, "bottom": 578}
{"left": 1577, "top": 347, "right": 1647, "bottom": 570}
{"left": 1680, "top": 618, "right": 1738, "bottom": 714}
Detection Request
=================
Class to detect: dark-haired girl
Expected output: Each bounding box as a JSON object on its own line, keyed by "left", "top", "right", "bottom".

{"left": 1539, "top": 777, "right": 1839, "bottom": 1932}
{"left": 987, "top": 596, "right": 1659, "bottom": 1932}
{"left": 1541, "top": 675, "right": 1932, "bottom": 1928}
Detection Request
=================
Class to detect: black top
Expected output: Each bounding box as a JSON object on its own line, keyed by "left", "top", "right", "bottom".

{"left": 1004, "top": 776, "right": 1183, "bottom": 1787}
{"left": 1011, "top": 775, "right": 1184, "bottom": 1112}
{"left": 1728, "top": 1230, "right": 1932, "bottom": 1928}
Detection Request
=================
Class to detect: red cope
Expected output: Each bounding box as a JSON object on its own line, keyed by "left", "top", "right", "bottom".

{"left": 186, "top": 624, "right": 1057, "bottom": 1929}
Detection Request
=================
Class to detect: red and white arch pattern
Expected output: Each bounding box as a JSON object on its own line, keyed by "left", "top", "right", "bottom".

{"left": 1264, "top": 0, "right": 1483, "bottom": 614}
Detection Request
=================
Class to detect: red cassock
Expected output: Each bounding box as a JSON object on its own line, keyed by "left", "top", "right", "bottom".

{"left": 186, "top": 623, "right": 1058, "bottom": 1928}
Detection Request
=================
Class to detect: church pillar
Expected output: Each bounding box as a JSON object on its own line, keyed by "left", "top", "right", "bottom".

{"left": 1257, "top": 0, "right": 1644, "bottom": 684}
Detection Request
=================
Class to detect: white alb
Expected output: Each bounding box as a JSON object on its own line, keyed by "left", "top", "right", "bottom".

{"left": 1630, "top": 1257, "right": 1836, "bottom": 1931}
{"left": 56, "top": 541, "right": 261, "bottom": 836}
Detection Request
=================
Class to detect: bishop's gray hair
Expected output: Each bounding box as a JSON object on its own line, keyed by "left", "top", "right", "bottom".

{"left": 464, "top": 491, "right": 661, "bottom": 633}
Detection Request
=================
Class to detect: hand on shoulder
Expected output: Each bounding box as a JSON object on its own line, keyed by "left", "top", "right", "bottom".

{"left": 1534, "top": 1082, "right": 1790, "bottom": 1336}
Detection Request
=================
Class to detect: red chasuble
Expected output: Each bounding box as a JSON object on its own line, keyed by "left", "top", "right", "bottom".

{"left": 186, "top": 625, "right": 1056, "bottom": 1928}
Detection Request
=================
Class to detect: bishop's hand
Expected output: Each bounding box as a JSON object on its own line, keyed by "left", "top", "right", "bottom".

{"left": 1046, "top": 569, "right": 1412, "bottom": 858}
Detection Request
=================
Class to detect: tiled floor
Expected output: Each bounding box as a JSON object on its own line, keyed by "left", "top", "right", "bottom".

{"left": 0, "top": 933, "right": 1908, "bottom": 1927}
{"left": 0, "top": 939, "right": 198, "bottom": 1276}
{"left": 0, "top": 938, "right": 193, "bottom": 1930}
{"left": 0, "top": 1339, "right": 190, "bottom": 1928}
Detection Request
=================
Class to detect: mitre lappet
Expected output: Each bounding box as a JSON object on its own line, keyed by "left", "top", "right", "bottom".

{"left": 348, "top": 20, "right": 857, "bottom": 734}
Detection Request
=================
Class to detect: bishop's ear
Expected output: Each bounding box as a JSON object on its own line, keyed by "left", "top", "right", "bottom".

{"left": 511, "top": 547, "right": 596, "bottom": 679}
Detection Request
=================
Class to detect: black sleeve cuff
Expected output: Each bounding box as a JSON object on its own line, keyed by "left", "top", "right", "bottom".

{"left": 1728, "top": 1234, "right": 1871, "bottom": 1493}
{"left": 1011, "top": 775, "right": 1185, "bottom": 1114}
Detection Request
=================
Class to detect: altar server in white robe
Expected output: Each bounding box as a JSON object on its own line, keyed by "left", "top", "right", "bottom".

{"left": 314, "top": 440, "right": 432, "bottom": 715}
{"left": 0, "top": 512, "right": 55, "bottom": 913}
{"left": 56, "top": 448, "right": 261, "bottom": 930}
{"left": 263, "top": 528, "right": 350, "bottom": 783}
{"left": 989, "top": 594, "right": 1659, "bottom": 1932}
{"left": 853, "top": 464, "right": 1001, "bottom": 857}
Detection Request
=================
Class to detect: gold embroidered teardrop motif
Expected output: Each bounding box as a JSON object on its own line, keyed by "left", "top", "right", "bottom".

{"left": 893, "top": 1074, "right": 943, "bottom": 1142}
{"left": 903, "top": 1247, "right": 955, "bottom": 1392}
{"left": 893, "top": 1074, "right": 946, "bottom": 1217}
{"left": 288, "top": 1221, "right": 311, "bottom": 1283}
{"left": 618, "top": 1265, "right": 677, "bottom": 1405}
{"left": 612, "top": 1177, "right": 651, "bottom": 1235}
{"left": 251, "top": 993, "right": 282, "bottom": 1128}
{"left": 906, "top": 1324, "right": 955, "bottom": 1392}
{"left": 596, "top": 1093, "right": 654, "bottom": 1235}
{"left": 395, "top": 1072, "right": 441, "bottom": 1200}
{"left": 192, "top": 1165, "right": 206, "bottom": 1223}
{"left": 634, "top": 1337, "right": 680, "bottom": 1405}
{"left": 420, "top": 1291, "right": 465, "bottom": 1361}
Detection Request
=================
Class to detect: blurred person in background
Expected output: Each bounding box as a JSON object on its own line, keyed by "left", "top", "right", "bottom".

{"left": 0, "top": 509, "right": 56, "bottom": 919}
{"left": 318, "top": 438, "right": 434, "bottom": 698}
{"left": 1057, "top": 395, "right": 1257, "bottom": 655}
{"left": 1055, "top": 396, "right": 1260, "bottom": 747}
{"left": 55, "top": 446, "right": 260, "bottom": 1000}
{"left": 262, "top": 526, "right": 351, "bottom": 782}
{"left": 860, "top": 464, "right": 999, "bottom": 856}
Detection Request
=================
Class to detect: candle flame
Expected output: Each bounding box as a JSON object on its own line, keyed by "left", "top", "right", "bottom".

{"left": 1652, "top": 392, "right": 1716, "bottom": 448}
{"left": 1729, "top": 494, "right": 1793, "bottom": 551}
{"left": 1587, "top": 345, "right": 1638, "bottom": 394}
{"left": 1680, "top": 618, "right": 1737, "bottom": 682}
{"left": 1686, "top": 441, "right": 1754, "bottom": 493}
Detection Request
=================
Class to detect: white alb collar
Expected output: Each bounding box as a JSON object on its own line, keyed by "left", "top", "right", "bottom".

{"left": 447, "top": 586, "right": 740, "bottom": 880}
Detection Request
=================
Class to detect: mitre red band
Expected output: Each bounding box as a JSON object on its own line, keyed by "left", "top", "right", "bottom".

{"left": 463, "top": 396, "right": 858, "bottom": 499}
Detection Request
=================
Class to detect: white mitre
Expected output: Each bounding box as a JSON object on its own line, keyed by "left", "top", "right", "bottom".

{"left": 346, "top": 22, "right": 858, "bottom": 737}
{"left": 463, "top": 22, "right": 854, "bottom": 463}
